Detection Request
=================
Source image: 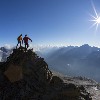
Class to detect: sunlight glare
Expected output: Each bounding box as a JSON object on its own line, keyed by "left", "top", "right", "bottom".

{"left": 96, "top": 17, "right": 100, "bottom": 24}
{"left": 89, "top": 1, "right": 100, "bottom": 32}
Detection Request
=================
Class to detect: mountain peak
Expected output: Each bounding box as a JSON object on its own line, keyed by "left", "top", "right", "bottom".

{"left": 80, "top": 44, "right": 90, "bottom": 48}
{"left": 5, "top": 47, "right": 37, "bottom": 65}
{"left": 3, "top": 47, "right": 52, "bottom": 82}
{"left": 0, "top": 47, "right": 92, "bottom": 100}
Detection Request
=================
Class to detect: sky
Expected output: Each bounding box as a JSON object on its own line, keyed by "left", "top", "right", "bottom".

{"left": 0, "top": 0, "right": 100, "bottom": 47}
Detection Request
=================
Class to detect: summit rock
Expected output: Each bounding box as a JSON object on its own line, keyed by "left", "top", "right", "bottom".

{"left": 0, "top": 47, "right": 92, "bottom": 100}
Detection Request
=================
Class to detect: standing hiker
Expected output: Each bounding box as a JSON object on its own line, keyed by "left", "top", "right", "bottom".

{"left": 23, "top": 34, "right": 32, "bottom": 49}
{"left": 16, "top": 34, "right": 23, "bottom": 48}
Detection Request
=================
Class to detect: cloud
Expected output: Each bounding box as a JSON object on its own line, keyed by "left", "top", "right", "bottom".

{"left": 28, "top": 44, "right": 59, "bottom": 52}
{"left": 0, "top": 43, "right": 59, "bottom": 53}
{"left": 3, "top": 44, "right": 14, "bottom": 49}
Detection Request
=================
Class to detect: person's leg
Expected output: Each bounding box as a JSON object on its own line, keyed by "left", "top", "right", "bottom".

{"left": 27, "top": 43, "right": 29, "bottom": 48}
{"left": 17, "top": 41, "right": 19, "bottom": 46}
{"left": 24, "top": 43, "right": 27, "bottom": 51}
{"left": 16, "top": 41, "right": 20, "bottom": 48}
{"left": 26, "top": 43, "right": 28, "bottom": 49}
{"left": 25, "top": 43, "right": 26, "bottom": 49}
{"left": 20, "top": 41, "right": 21, "bottom": 47}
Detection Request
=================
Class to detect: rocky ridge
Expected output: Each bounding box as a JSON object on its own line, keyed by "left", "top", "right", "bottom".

{"left": 58, "top": 75, "right": 100, "bottom": 100}
{"left": 0, "top": 47, "right": 92, "bottom": 100}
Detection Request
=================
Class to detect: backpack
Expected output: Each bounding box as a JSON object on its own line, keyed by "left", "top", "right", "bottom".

{"left": 17, "top": 36, "right": 22, "bottom": 41}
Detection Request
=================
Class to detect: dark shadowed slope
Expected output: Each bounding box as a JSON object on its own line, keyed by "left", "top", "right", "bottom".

{"left": 0, "top": 46, "right": 92, "bottom": 100}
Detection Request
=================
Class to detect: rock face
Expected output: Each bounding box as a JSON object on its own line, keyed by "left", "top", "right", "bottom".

{"left": 0, "top": 47, "right": 92, "bottom": 100}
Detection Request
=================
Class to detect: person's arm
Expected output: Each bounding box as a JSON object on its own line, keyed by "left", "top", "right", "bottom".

{"left": 28, "top": 37, "right": 32, "bottom": 42}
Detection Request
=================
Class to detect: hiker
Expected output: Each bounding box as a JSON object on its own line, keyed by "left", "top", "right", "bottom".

{"left": 16, "top": 34, "right": 23, "bottom": 48}
{"left": 23, "top": 34, "right": 32, "bottom": 49}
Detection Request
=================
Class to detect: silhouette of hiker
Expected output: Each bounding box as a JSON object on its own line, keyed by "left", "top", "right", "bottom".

{"left": 23, "top": 34, "right": 32, "bottom": 50}
{"left": 16, "top": 34, "right": 23, "bottom": 48}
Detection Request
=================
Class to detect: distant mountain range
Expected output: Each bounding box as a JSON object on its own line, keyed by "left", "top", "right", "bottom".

{"left": 0, "top": 47, "right": 13, "bottom": 62}
{"left": 43, "top": 44, "right": 100, "bottom": 82}
{"left": 0, "top": 44, "right": 100, "bottom": 82}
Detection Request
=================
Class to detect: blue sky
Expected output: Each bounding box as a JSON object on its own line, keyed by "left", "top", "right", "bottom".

{"left": 0, "top": 0, "right": 100, "bottom": 47}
